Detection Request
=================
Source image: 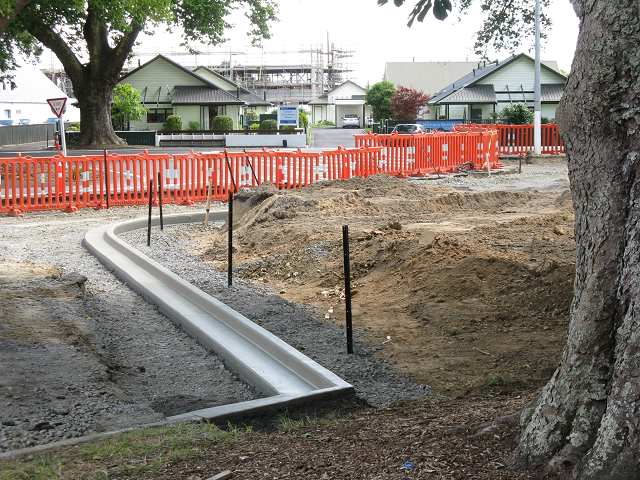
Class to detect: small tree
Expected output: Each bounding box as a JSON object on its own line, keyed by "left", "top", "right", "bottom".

{"left": 164, "top": 115, "right": 182, "bottom": 131}
{"left": 299, "top": 111, "right": 309, "bottom": 129}
{"left": 389, "top": 86, "right": 430, "bottom": 122}
{"left": 260, "top": 119, "right": 277, "bottom": 130}
{"left": 245, "top": 110, "right": 259, "bottom": 122}
{"left": 365, "top": 81, "right": 396, "bottom": 122}
{"left": 211, "top": 115, "right": 234, "bottom": 131}
{"left": 111, "top": 84, "right": 148, "bottom": 131}
{"left": 500, "top": 103, "right": 534, "bottom": 125}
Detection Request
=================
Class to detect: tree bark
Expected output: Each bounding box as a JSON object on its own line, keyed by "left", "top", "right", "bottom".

{"left": 510, "top": 1, "right": 640, "bottom": 478}
{"left": 26, "top": 5, "right": 141, "bottom": 146}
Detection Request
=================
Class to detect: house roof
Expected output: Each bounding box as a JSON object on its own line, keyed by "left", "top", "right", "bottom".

{"left": 1, "top": 64, "right": 69, "bottom": 104}
{"left": 193, "top": 66, "right": 271, "bottom": 106}
{"left": 172, "top": 86, "right": 244, "bottom": 105}
{"left": 384, "top": 61, "right": 479, "bottom": 96}
{"left": 119, "top": 55, "right": 265, "bottom": 107}
{"left": 308, "top": 80, "right": 366, "bottom": 105}
{"left": 428, "top": 53, "right": 567, "bottom": 105}
{"left": 440, "top": 85, "right": 497, "bottom": 104}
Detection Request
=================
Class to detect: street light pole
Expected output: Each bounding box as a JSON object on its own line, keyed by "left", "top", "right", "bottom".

{"left": 534, "top": 0, "right": 541, "bottom": 154}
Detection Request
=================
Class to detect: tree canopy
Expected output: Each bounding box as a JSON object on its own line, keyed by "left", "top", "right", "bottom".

{"left": 378, "top": 0, "right": 553, "bottom": 57}
{"left": 111, "top": 84, "right": 147, "bottom": 131}
{"left": 0, "top": 0, "right": 277, "bottom": 144}
{"left": 365, "top": 81, "right": 396, "bottom": 122}
{"left": 389, "top": 86, "right": 430, "bottom": 122}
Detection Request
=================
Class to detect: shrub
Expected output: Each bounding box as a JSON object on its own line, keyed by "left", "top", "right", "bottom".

{"left": 211, "top": 115, "right": 234, "bottom": 131}
{"left": 500, "top": 103, "right": 534, "bottom": 125}
{"left": 541, "top": 116, "right": 551, "bottom": 124}
{"left": 298, "top": 111, "right": 309, "bottom": 129}
{"left": 67, "top": 122, "right": 81, "bottom": 131}
{"left": 249, "top": 123, "right": 260, "bottom": 130}
{"left": 245, "top": 110, "right": 259, "bottom": 122}
{"left": 188, "top": 121, "right": 200, "bottom": 130}
{"left": 280, "top": 125, "right": 295, "bottom": 133}
{"left": 320, "top": 120, "right": 335, "bottom": 126}
{"left": 164, "top": 115, "right": 182, "bottom": 131}
{"left": 260, "top": 119, "right": 277, "bottom": 130}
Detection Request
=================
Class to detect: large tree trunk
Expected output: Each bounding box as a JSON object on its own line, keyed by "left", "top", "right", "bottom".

{"left": 73, "top": 71, "right": 123, "bottom": 146}
{"left": 509, "top": 0, "right": 640, "bottom": 478}
{"left": 26, "top": 5, "right": 140, "bottom": 146}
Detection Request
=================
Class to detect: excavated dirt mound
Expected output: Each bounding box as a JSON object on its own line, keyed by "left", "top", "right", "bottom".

{"left": 191, "top": 165, "right": 575, "bottom": 398}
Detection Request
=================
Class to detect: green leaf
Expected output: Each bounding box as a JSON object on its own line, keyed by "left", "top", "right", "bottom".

{"left": 433, "top": 0, "right": 451, "bottom": 20}
{"left": 394, "top": 0, "right": 405, "bottom": 6}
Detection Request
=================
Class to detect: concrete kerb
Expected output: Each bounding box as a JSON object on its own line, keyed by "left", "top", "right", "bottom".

{"left": 82, "top": 211, "right": 354, "bottom": 423}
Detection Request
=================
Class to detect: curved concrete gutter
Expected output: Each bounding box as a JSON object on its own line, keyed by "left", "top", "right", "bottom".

{"left": 83, "top": 211, "right": 354, "bottom": 424}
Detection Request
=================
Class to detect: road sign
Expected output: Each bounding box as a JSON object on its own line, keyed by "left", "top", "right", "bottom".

{"left": 47, "top": 98, "right": 67, "bottom": 118}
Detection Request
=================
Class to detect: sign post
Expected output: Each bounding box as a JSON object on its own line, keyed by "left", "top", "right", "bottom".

{"left": 47, "top": 98, "right": 67, "bottom": 155}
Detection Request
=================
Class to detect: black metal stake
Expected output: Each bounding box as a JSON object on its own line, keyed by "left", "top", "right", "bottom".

{"left": 157, "top": 172, "right": 163, "bottom": 230}
{"left": 228, "top": 189, "right": 233, "bottom": 287}
{"left": 147, "top": 179, "right": 153, "bottom": 247}
{"left": 343, "top": 225, "right": 354, "bottom": 354}
{"left": 104, "top": 150, "right": 109, "bottom": 209}
{"left": 420, "top": 145, "right": 441, "bottom": 178}
{"left": 243, "top": 149, "right": 260, "bottom": 184}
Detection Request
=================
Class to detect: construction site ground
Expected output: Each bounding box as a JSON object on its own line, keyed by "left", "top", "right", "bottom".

{"left": 193, "top": 154, "right": 575, "bottom": 399}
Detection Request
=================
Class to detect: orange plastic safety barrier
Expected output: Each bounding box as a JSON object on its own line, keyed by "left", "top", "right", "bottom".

{"left": 0, "top": 136, "right": 503, "bottom": 216}
{"left": 354, "top": 130, "right": 502, "bottom": 177}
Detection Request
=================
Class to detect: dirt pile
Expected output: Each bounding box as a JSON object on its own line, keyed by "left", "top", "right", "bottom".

{"left": 193, "top": 167, "right": 575, "bottom": 397}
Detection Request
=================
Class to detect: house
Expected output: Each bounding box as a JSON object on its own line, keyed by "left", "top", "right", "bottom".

{"left": 427, "top": 53, "right": 567, "bottom": 122}
{"left": 117, "top": 55, "right": 271, "bottom": 130}
{"left": 384, "top": 61, "right": 479, "bottom": 99}
{"left": 308, "top": 80, "right": 372, "bottom": 126}
{"left": 0, "top": 63, "right": 80, "bottom": 125}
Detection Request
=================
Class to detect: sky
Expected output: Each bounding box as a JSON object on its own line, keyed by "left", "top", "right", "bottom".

{"left": 40, "top": 0, "right": 580, "bottom": 88}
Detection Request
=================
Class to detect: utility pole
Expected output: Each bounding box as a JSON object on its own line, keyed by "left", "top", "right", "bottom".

{"left": 534, "top": 0, "right": 541, "bottom": 154}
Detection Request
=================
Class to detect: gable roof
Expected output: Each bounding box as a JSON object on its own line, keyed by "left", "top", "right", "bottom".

{"left": 428, "top": 53, "right": 567, "bottom": 105}
{"left": 1, "top": 64, "right": 69, "bottom": 104}
{"left": 119, "top": 55, "right": 269, "bottom": 107}
{"left": 193, "top": 66, "right": 271, "bottom": 107}
{"left": 384, "top": 61, "right": 479, "bottom": 96}
{"left": 308, "top": 80, "right": 366, "bottom": 105}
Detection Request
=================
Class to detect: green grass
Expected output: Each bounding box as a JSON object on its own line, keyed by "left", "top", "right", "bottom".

{"left": 0, "top": 421, "right": 256, "bottom": 480}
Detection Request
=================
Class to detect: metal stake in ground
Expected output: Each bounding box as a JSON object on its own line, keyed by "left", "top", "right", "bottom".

{"left": 157, "top": 172, "right": 163, "bottom": 230}
{"left": 228, "top": 188, "right": 233, "bottom": 287}
{"left": 103, "top": 150, "right": 109, "bottom": 209}
{"left": 420, "top": 145, "right": 441, "bottom": 178}
{"left": 343, "top": 225, "right": 354, "bottom": 354}
{"left": 224, "top": 150, "right": 237, "bottom": 288}
{"left": 147, "top": 179, "right": 153, "bottom": 247}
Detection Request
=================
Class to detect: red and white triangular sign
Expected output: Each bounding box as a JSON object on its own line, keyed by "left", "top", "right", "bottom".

{"left": 47, "top": 97, "right": 67, "bottom": 118}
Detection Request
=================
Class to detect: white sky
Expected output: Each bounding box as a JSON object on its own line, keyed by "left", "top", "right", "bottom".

{"left": 40, "top": 0, "right": 580, "bottom": 87}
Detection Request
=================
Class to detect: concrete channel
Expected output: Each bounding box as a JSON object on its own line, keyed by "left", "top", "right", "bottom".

{"left": 82, "top": 211, "right": 354, "bottom": 424}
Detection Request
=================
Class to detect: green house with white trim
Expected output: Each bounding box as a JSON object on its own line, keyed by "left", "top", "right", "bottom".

{"left": 117, "top": 55, "right": 271, "bottom": 130}
{"left": 427, "top": 53, "right": 567, "bottom": 122}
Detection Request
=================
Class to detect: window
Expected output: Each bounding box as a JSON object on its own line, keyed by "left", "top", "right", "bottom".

{"left": 4, "top": 109, "right": 11, "bottom": 118}
{"left": 147, "top": 108, "right": 173, "bottom": 123}
{"left": 16, "top": 110, "right": 21, "bottom": 114}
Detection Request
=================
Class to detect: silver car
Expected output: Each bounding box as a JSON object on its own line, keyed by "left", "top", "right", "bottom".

{"left": 341, "top": 114, "right": 360, "bottom": 128}
{"left": 392, "top": 124, "right": 432, "bottom": 134}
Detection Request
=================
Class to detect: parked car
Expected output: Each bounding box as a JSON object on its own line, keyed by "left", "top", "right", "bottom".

{"left": 392, "top": 124, "right": 432, "bottom": 134}
{"left": 341, "top": 114, "right": 360, "bottom": 128}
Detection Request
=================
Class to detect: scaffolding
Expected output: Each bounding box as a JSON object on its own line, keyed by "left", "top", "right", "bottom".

{"left": 127, "top": 43, "right": 356, "bottom": 105}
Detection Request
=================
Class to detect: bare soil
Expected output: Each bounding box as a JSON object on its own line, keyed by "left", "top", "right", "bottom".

{"left": 0, "top": 155, "right": 574, "bottom": 479}
{"left": 193, "top": 156, "right": 575, "bottom": 399}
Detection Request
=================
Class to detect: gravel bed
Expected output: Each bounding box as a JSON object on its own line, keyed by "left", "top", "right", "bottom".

{"left": 0, "top": 204, "right": 432, "bottom": 454}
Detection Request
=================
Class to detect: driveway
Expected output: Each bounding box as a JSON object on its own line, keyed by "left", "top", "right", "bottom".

{"left": 309, "top": 126, "right": 362, "bottom": 151}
